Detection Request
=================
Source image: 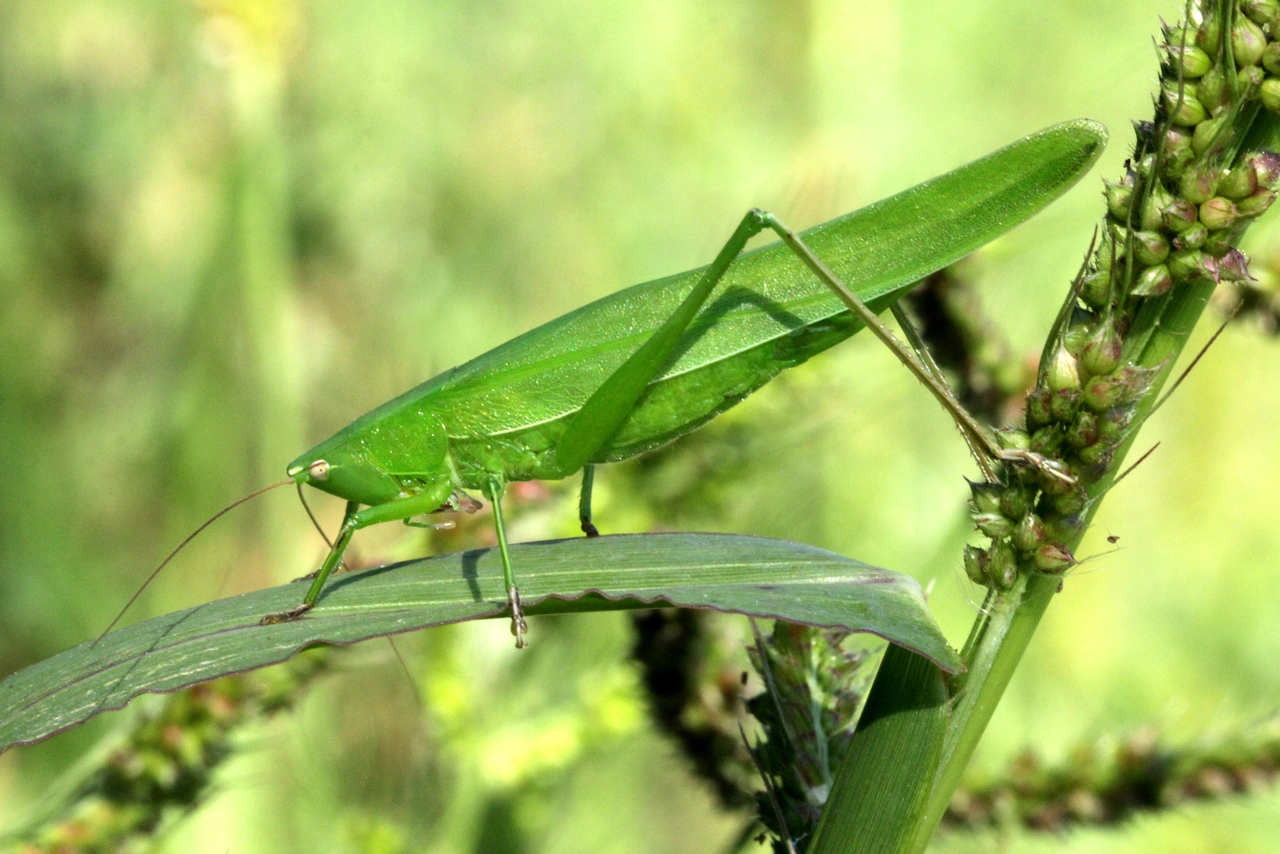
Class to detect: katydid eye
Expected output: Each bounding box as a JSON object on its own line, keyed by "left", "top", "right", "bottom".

{"left": 309, "top": 460, "right": 331, "bottom": 481}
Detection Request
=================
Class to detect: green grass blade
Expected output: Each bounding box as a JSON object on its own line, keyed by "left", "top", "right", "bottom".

{"left": 0, "top": 533, "right": 959, "bottom": 753}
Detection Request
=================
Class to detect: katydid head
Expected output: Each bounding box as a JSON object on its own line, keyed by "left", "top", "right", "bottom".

{"left": 288, "top": 410, "right": 451, "bottom": 507}
{"left": 289, "top": 441, "right": 404, "bottom": 507}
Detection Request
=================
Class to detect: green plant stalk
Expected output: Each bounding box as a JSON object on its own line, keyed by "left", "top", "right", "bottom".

{"left": 807, "top": 646, "right": 948, "bottom": 853}
{"left": 917, "top": 275, "right": 1222, "bottom": 837}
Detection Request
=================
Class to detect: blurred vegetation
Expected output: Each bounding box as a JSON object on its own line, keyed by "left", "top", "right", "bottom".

{"left": 3, "top": 0, "right": 1280, "bottom": 851}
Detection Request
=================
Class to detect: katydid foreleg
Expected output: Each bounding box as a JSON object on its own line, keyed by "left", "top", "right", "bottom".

{"left": 262, "top": 481, "right": 454, "bottom": 624}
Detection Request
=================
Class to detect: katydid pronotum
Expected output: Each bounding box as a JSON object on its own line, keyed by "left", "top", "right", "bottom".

{"left": 260, "top": 121, "right": 1104, "bottom": 647}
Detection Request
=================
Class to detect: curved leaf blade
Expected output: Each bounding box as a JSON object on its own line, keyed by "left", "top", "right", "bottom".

{"left": 0, "top": 533, "right": 959, "bottom": 752}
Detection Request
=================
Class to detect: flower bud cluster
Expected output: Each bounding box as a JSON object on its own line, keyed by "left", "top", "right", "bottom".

{"left": 964, "top": 341, "right": 1154, "bottom": 589}
{"left": 966, "top": 1, "right": 1275, "bottom": 591}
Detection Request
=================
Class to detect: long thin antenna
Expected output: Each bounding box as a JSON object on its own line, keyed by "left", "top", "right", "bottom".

{"left": 298, "top": 483, "right": 336, "bottom": 550}
{"left": 95, "top": 479, "right": 293, "bottom": 644}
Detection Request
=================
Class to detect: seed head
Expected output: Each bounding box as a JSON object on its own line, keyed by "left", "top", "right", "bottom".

{"left": 1012, "top": 513, "right": 1046, "bottom": 554}
{"left": 1233, "top": 16, "right": 1268, "bottom": 67}
{"left": 1199, "top": 197, "right": 1240, "bottom": 231}
{"left": 1046, "top": 345, "right": 1081, "bottom": 392}
{"left": 1133, "top": 263, "right": 1174, "bottom": 296}
{"left": 1172, "top": 223, "right": 1208, "bottom": 250}
{"left": 1247, "top": 151, "right": 1280, "bottom": 189}
{"left": 1034, "top": 543, "right": 1076, "bottom": 574}
{"left": 1220, "top": 165, "right": 1259, "bottom": 200}
{"left": 1192, "top": 114, "right": 1231, "bottom": 156}
{"left": 1237, "top": 188, "right": 1278, "bottom": 216}
{"left": 1179, "top": 163, "right": 1220, "bottom": 205}
{"left": 1083, "top": 376, "right": 1122, "bottom": 411}
{"left": 975, "top": 512, "right": 1014, "bottom": 540}
{"left": 1261, "top": 78, "right": 1280, "bottom": 113}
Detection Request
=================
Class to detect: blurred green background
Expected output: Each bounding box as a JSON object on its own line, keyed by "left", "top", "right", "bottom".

{"left": 3, "top": 0, "right": 1280, "bottom": 850}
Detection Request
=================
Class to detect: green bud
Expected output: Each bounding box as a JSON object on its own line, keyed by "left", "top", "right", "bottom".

{"left": 1261, "top": 77, "right": 1280, "bottom": 113}
{"left": 1234, "top": 17, "right": 1267, "bottom": 67}
{"left": 963, "top": 545, "right": 989, "bottom": 585}
{"left": 1173, "top": 222, "right": 1208, "bottom": 250}
{"left": 1132, "top": 230, "right": 1170, "bottom": 265}
{"left": 1034, "top": 543, "right": 1076, "bottom": 574}
{"left": 1076, "top": 440, "right": 1113, "bottom": 467}
{"left": 1046, "top": 345, "right": 1081, "bottom": 392}
{"left": 1132, "top": 263, "right": 1174, "bottom": 296}
{"left": 1197, "top": 66, "right": 1230, "bottom": 115}
{"left": 1105, "top": 181, "right": 1133, "bottom": 221}
{"left": 1237, "top": 188, "right": 1277, "bottom": 216}
{"left": 1243, "top": 0, "right": 1278, "bottom": 26}
{"left": 1141, "top": 183, "right": 1173, "bottom": 232}
{"left": 1201, "top": 228, "right": 1236, "bottom": 257}
{"left": 1162, "top": 197, "right": 1199, "bottom": 232}
{"left": 1080, "top": 270, "right": 1110, "bottom": 308}
{"left": 1241, "top": 65, "right": 1267, "bottom": 97}
{"left": 1220, "top": 165, "right": 1259, "bottom": 200}
{"left": 1000, "top": 487, "right": 1031, "bottom": 520}
{"left": 1066, "top": 410, "right": 1100, "bottom": 449}
{"left": 997, "top": 429, "right": 1031, "bottom": 451}
{"left": 1172, "top": 44, "right": 1213, "bottom": 78}
{"left": 1199, "top": 196, "right": 1239, "bottom": 230}
{"left": 1166, "top": 90, "right": 1207, "bottom": 126}
{"left": 1049, "top": 388, "right": 1081, "bottom": 423}
{"left": 975, "top": 512, "right": 1014, "bottom": 539}
{"left": 1062, "top": 323, "right": 1091, "bottom": 357}
{"left": 1083, "top": 376, "right": 1122, "bottom": 411}
{"left": 1012, "top": 513, "right": 1046, "bottom": 554}
{"left": 1085, "top": 323, "right": 1126, "bottom": 368}
{"left": 969, "top": 480, "right": 1002, "bottom": 514}
{"left": 1196, "top": 17, "right": 1222, "bottom": 55}
{"left": 1052, "top": 488, "right": 1087, "bottom": 516}
{"left": 1030, "top": 424, "right": 1064, "bottom": 457}
{"left": 1026, "top": 387, "right": 1053, "bottom": 430}
{"left": 1168, "top": 249, "right": 1210, "bottom": 283}
{"left": 1097, "top": 406, "right": 1130, "bottom": 441}
{"left": 1192, "top": 114, "right": 1231, "bottom": 155}
{"left": 1160, "top": 126, "right": 1195, "bottom": 179}
{"left": 990, "top": 540, "right": 1019, "bottom": 589}
{"left": 1248, "top": 151, "right": 1280, "bottom": 189}
{"left": 1179, "top": 163, "right": 1220, "bottom": 204}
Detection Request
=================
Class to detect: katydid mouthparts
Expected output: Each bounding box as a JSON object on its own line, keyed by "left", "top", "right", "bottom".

{"left": 108, "top": 120, "right": 1106, "bottom": 649}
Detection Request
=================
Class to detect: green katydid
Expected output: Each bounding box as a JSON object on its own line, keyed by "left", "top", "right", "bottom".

{"left": 253, "top": 120, "right": 1105, "bottom": 647}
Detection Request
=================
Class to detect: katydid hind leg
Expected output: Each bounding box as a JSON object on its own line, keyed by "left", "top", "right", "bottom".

{"left": 579, "top": 465, "right": 600, "bottom": 537}
{"left": 753, "top": 211, "right": 1001, "bottom": 474}
{"left": 485, "top": 477, "right": 528, "bottom": 648}
{"left": 554, "top": 209, "right": 774, "bottom": 474}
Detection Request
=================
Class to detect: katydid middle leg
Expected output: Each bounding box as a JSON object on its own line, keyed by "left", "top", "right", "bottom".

{"left": 483, "top": 476, "right": 529, "bottom": 648}
{"left": 579, "top": 465, "right": 600, "bottom": 537}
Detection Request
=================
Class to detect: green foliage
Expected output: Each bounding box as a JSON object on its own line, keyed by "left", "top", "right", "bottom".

{"left": 0, "top": 534, "right": 960, "bottom": 754}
